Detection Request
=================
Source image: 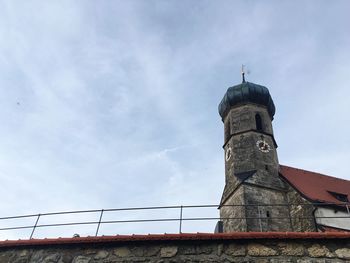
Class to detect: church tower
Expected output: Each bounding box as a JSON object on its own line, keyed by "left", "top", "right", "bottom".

{"left": 218, "top": 75, "right": 292, "bottom": 232}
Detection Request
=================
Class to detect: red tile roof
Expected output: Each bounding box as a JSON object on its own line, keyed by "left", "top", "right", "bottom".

{"left": 0, "top": 232, "right": 350, "bottom": 248}
{"left": 279, "top": 165, "right": 350, "bottom": 204}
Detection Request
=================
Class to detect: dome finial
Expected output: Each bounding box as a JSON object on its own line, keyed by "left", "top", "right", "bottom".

{"left": 241, "top": 64, "right": 246, "bottom": 83}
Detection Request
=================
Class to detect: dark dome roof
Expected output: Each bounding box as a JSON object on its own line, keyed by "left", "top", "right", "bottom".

{"left": 218, "top": 81, "right": 275, "bottom": 119}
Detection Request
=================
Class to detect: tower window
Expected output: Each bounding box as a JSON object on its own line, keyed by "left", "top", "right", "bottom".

{"left": 255, "top": 113, "right": 263, "bottom": 131}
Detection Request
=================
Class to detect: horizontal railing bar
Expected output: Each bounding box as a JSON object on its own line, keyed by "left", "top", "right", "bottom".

{"left": 0, "top": 203, "right": 349, "bottom": 221}
{"left": 0, "top": 203, "right": 349, "bottom": 238}
{"left": 0, "top": 210, "right": 101, "bottom": 221}
{"left": 0, "top": 214, "right": 43, "bottom": 221}
{"left": 34, "top": 218, "right": 180, "bottom": 228}
{"left": 1, "top": 216, "right": 350, "bottom": 232}
{"left": 35, "top": 221, "right": 100, "bottom": 228}
{"left": 0, "top": 225, "right": 36, "bottom": 231}
{"left": 0, "top": 206, "right": 196, "bottom": 221}
{"left": 100, "top": 218, "right": 180, "bottom": 224}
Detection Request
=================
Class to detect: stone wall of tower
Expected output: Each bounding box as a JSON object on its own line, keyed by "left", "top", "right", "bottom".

{"left": 286, "top": 184, "right": 317, "bottom": 232}
{"left": 228, "top": 131, "right": 280, "bottom": 180}
{"left": 244, "top": 184, "right": 292, "bottom": 232}
{"left": 224, "top": 104, "right": 274, "bottom": 138}
{"left": 220, "top": 177, "right": 316, "bottom": 232}
{"left": 220, "top": 102, "right": 295, "bottom": 232}
{"left": 220, "top": 187, "right": 246, "bottom": 232}
{"left": 223, "top": 104, "right": 278, "bottom": 183}
{"left": 221, "top": 183, "right": 292, "bottom": 232}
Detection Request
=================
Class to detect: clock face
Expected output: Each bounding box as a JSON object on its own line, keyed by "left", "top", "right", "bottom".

{"left": 256, "top": 140, "right": 271, "bottom": 153}
{"left": 225, "top": 147, "right": 232, "bottom": 161}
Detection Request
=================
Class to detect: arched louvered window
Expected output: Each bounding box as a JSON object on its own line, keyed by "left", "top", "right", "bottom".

{"left": 255, "top": 114, "right": 263, "bottom": 131}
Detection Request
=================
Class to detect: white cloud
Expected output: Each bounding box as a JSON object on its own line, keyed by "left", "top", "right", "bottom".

{"left": 0, "top": 0, "right": 349, "bottom": 239}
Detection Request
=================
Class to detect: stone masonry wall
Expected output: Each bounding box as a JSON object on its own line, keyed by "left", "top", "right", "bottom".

{"left": 244, "top": 184, "right": 292, "bottom": 232}
{"left": 1, "top": 234, "right": 350, "bottom": 262}
{"left": 220, "top": 187, "right": 246, "bottom": 232}
{"left": 225, "top": 104, "right": 274, "bottom": 137}
{"left": 286, "top": 184, "right": 316, "bottom": 232}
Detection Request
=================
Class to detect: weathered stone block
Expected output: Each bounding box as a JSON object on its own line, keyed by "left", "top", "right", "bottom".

{"left": 247, "top": 243, "right": 278, "bottom": 256}
{"left": 43, "top": 253, "right": 61, "bottom": 263}
{"left": 278, "top": 242, "right": 304, "bottom": 256}
{"left": 28, "top": 250, "right": 46, "bottom": 262}
{"left": 58, "top": 254, "right": 73, "bottom": 263}
{"left": 94, "top": 250, "right": 109, "bottom": 259}
{"left": 196, "top": 244, "right": 214, "bottom": 254}
{"left": 180, "top": 246, "right": 196, "bottom": 255}
{"left": 131, "top": 247, "right": 144, "bottom": 257}
{"left": 307, "top": 244, "right": 333, "bottom": 258}
{"left": 224, "top": 243, "right": 246, "bottom": 256}
{"left": 144, "top": 246, "right": 160, "bottom": 257}
{"left": 160, "top": 246, "right": 178, "bottom": 258}
{"left": 73, "top": 255, "right": 91, "bottom": 263}
{"left": 114, "top": 247, "right": 131, "bottom": 257}
{"left": 18, "top": 250, "right": 29, "bottom": 257}
{"left": 334, "top": 248, "right": 350, "bottom": 259}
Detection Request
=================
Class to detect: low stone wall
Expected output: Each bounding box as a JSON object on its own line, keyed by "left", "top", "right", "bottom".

{"left": 0, "top": 233, "right": 349, "bottom": 262}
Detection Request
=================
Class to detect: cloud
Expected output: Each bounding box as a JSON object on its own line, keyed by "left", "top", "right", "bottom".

{"left": 0, "top": 0, "right": 349, "bottom": 238}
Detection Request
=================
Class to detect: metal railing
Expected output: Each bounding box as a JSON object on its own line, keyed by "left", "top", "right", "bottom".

{"left": 0, "top": 203, "right": 349, "bottom": 240}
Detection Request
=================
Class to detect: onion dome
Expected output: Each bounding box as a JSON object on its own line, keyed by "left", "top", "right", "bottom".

{"left": 218, "top": 81, "right": 275, "bottom": 120}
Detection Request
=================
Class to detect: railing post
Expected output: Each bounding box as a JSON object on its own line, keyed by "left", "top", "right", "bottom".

{"left": 179, "top": 205, "right": 183, "bottom": 233}
{"left": 30, "top": 214, "right": 41, "bottom": 239}
{"left": 95, "top": 209, "right": 104, "bottom": 236}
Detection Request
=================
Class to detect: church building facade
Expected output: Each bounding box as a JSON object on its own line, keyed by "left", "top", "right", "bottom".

{"left": 217, "top": 77, "right": 350, "bottom": 233}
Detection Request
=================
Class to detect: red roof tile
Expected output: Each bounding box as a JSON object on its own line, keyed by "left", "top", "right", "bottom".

{"left": 0, "top": 232, "right": 350, "bottom": 248}
{"left": 279, "top": 165, "right": 350, "bottom": 204}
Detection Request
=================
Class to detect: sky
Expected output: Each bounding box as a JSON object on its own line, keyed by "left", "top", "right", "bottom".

{"left": 0, "top": 0, "right": 349, "bottom": 239}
